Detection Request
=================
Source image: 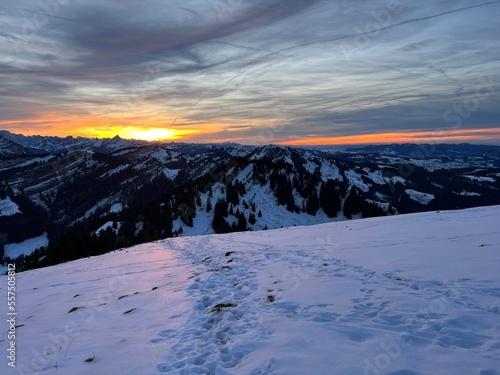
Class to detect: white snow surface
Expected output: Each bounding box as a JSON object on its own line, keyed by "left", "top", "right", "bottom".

{"left": 0, "top": 156, "right": 56, "bottom": 172}
{"left": 4, "top": 233, "right": 48, "bottom": 259}
{"left": 363, "top": 168, "right": 386, "bottom": 185}
{"left": 163, "top": 168, "right": 180, "bottom": 180}
{"left": 0, "top": 197, "right": 21, "bottom": 216}
{"left": 1, "top": 206, "right": 500, "bottom": 374}
{"left": 464, "top": 175, "right": 496, "bottom": 183}
{"left": 320, "top": 160, "right": 342, "bottom": 181}
{"left": 458, "top": 191, "right": 481, "bottom": 197}
{"left": 109, "top": 203, "right": 123, "bottom": 214}
{"left": 106, "top": 165, "right": 129, "bottom": 176}
{"left": 95, "top": 221, "right": 121, "bottom": 236}
{"left": 405, "top": 189, "right": 435, "bottom": 205}
{"left": 345, "top": 170, "right": 371, "bottom": 192}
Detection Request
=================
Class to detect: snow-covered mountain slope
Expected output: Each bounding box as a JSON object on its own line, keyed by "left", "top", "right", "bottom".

{"left": 2, "top": 205, "right": 499, "bottom": 374}
{"left": 0, "top": 134, "right": 30, "bottom": 158}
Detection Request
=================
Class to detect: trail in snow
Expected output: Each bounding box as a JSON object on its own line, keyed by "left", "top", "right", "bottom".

{"left": 154, "top": 236, "right": 275, "bottom": 374}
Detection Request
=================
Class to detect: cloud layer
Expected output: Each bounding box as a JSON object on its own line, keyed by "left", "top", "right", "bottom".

{"left": 1, "top": 0, "right": 499, "bottom": 144}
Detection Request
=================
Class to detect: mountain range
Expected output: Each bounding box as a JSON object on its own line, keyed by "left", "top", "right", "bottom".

{"left": 1, "top": 130, "right": 499, "bottom": 270}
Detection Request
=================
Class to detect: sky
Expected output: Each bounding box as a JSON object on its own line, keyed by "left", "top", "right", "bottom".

{"left": 1, "top": 0, "right": 499, "bottom": 145}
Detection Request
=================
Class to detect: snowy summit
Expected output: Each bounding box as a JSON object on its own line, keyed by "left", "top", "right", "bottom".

{"left": 1, "top": 206, "right": 499, "bottom": 374}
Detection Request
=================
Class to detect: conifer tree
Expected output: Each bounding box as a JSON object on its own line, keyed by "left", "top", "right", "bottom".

{"left": 320, "top": 179, "right": 342, "bottom": 218}
{"left": 237, "top": 212, "right": 247, "bottom": 231}
{"left": 306, "top": 190, "right": 319, "bottom": 215}
{"left": 248, "top": 212, "right": 256, "bottom": 225}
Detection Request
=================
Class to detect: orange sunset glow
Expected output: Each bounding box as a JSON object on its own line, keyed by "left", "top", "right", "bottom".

{"left": 2, "top": 98, "right": 499, "bottom": 144}
{"left": 3, "top": 114, "right": 500, "bottom": 145}
{"left": 0, "top": 112, "right": 201, "bottom": 142}
{"left": 277, "top": 128, "right": 500, "bottom": 146}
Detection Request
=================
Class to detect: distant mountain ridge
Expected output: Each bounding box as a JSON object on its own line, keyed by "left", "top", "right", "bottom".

{"left": 0, "top": 130, "right": 141, "bottom": 156}
{"left": 0, "top": 130, "right": 499, "bottom": 270}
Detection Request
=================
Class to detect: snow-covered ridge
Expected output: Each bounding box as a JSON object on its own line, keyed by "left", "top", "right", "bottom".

{"left": 405, "top": 189, "right": 435, "bottom": 205}
{"left": 1, "top": 205, "right": 499, "bottom": 374}
{"left": 0, "top": 197, "right": 21, "bottom": 216}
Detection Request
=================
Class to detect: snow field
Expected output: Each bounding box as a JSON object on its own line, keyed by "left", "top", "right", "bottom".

{"left": 4, "top": 233, "right": 49, "bottom": 259}
{"left": 0, "top": 205, "right": 499, "bottom": 374}
{"left": 0, "top": 197, "right": 21, "bottom": 217}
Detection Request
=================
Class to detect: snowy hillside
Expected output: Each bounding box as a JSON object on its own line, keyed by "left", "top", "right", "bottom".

{"left": 1, "top": 206, "right": 499, "bottom": 374}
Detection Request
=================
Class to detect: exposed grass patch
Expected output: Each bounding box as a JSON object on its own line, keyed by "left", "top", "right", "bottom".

{"left": 394, "top": 276, "right": 411, "bottom": 282}
{"left": 210, "top": 303, "right": 236, "bottom": 313}
{"left": 208, "top": 266, "right": 231, "bottom": 272}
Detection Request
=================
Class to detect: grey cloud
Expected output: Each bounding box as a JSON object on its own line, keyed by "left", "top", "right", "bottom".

{"left": 0, "top": 0, "right": 499, "bottom": 143}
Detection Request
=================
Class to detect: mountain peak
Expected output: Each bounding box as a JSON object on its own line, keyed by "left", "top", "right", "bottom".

{"left": 251, "top": 144, "right": 297, "bottom": 161}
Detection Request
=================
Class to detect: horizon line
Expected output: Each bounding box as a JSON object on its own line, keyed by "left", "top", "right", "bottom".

{"left": 2, "top": 128, "right": 500, "bottom": 148}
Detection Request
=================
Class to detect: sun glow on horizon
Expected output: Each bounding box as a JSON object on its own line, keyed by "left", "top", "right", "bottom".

{"left": 120, "top": 128, "right": 176, "bottom": 141}
{"left": 85, "top": 126, "right": 200, "bottom": 142}
{"left": 0, "top": 109, "right": 203, "bottom": 142}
